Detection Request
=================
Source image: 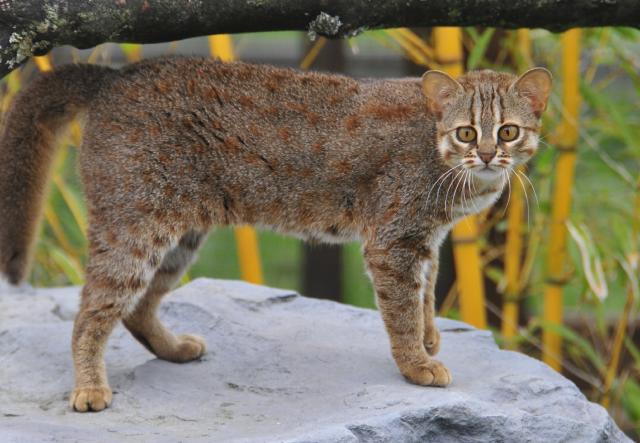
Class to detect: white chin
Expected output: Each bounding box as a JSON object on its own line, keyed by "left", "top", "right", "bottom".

{"left": 470, "top": 166, "right": 503, "bottom": 180}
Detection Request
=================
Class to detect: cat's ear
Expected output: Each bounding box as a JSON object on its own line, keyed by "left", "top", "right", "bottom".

{"left": 421, "top": 71, "right": 463, "bottom": 119}
{"left": 511, "top": 68, "right": 552, "bottom": 118}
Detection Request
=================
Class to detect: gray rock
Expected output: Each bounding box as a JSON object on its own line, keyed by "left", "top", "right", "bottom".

{"left": 0, "top": 278, "right": 630, "bottom": 442}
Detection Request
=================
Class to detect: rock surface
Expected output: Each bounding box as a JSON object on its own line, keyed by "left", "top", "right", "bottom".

{"left": 0, "top": 278, "right": 630, "bottom": 442}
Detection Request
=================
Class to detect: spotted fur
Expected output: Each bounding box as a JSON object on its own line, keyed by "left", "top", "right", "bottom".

{"left": 0, "top": 57, "right": 551, "bottom": 411}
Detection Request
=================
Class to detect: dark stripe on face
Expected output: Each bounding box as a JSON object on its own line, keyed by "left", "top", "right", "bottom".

{"left": 480, "top": 97, "right": 494, "bottom": 141}
{"left": 498, "top": 90, "right": 506, "bottom": 124}
{"left": 490, "top": 86, "right": 496, "bottom": 120}
{"left": 469, "top": 87, "right": 476, "bottom": 126}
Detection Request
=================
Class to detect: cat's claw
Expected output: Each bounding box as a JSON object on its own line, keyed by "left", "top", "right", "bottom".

{"left": 401, "top": 359, "right": 452, "bottom": 387}
{"left": 70, "top": 386, "right": 113, "bottom": 412}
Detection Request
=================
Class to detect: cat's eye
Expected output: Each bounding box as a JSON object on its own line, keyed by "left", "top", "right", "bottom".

{"left": 456, "top": 127, "right": 477, "bottom": 143}
{"left": 498, "top": 125, "right": 519, "bottom": 142}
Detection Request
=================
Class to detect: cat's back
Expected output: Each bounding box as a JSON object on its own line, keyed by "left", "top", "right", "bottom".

{"left": 94, "top": 56, "right": 360, "bottom": 111}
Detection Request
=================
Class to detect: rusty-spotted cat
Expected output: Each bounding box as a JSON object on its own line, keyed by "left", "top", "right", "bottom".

{"left": 0, "top": 57, "right": 551, "bottom": 412}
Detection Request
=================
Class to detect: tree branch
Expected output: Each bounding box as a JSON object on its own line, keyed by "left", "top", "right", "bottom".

{"left": 1, "top": 0, "right": 639, "bottom": 79}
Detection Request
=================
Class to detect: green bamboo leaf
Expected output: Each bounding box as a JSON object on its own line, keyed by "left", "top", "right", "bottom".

{"left": 613, "top": 27, "right": 640, "bottom": 41}
{"left": 539, "top": 320, "right": 606, "bottom": 373}
{"left": 52, "top": 174, "right": 87, "bottom": 236}
{"left": 621, "top": 379, "right": 640, "bottom": 422}
{"left": 49, "top": 246, "right": 84, "bottom": 285}
{"left": 624, "top": 337, "right": 640, "bottom": 366}
{"left": 467, "top": 29, "right": 495, "bottom": 70}
{"left": 180, "top": 272, "right": 191, "bottom": 285}
{"left": 580, "top": 81, "right": 638, "bottom": 153}
{"left": 43, "top": 201, "right": 76, "bottom": 254}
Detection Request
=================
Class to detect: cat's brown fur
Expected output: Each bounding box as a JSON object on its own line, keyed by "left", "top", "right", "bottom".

{"left": 0, "top": 57, "right": 551, "bottom": 412}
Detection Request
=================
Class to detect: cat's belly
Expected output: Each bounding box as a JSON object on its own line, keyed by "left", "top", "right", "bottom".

{"left": 256, "top": 222, "right": 361, "bottom": 245}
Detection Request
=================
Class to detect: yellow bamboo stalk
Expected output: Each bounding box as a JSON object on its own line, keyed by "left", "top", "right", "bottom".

{"left": 501, "top": 29, "right": 531, "bottom": 347}
{"left": 208, "top": 35, "right": 235, "bottom": 62}
{"left": 395, "top": 28, "right": 435, "bottom": 59}
{"left": 34, "top": 55, "right": 53, "bottom": 72}
{"left": 515, "top": 29, "right": 532, "bottom": 66}
{"left": 385, "top": 28, "right": 436, "bottom": 67}
{"left": 601, "top": 280, "right": 635, "bottom": 408}
{"left": 542, "top": 29, "right": 581, "bottom": 371}
{"left": 299, "top": 37, "right": 327, "bottom": 70}
{"left": 69, "top": 120, "right": 83, "bottom": 147}
{"left": 385, "top": 29, "right": 429, "bottom": 66}
{"left": 233, "top": 226, "right": 264, "bottom": 284}
{"left": 502, "top": 173, "right": 525, "bottom": 343}
{"left": 208, "top": 34, "right": 264, "bottom": 284}
{"left": 1, "top": 69, "right": 22, "bottom": 115}
{"left": 43, "top": 205, "right": 77, "bottom": 254}
{"left": 434, "top": 27, "right": 487, "bottom": 329}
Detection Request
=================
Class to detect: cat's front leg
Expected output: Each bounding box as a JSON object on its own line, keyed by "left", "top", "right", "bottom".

{"left": 423, "top": 251, "right": 440, "bottom": 356}
{"left": 364, "top": 242, "right": 451, "bottom": 387}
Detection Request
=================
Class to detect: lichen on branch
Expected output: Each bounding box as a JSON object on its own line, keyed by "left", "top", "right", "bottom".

{"left": 1, "top": 0, "right": 638, "bottom": 79}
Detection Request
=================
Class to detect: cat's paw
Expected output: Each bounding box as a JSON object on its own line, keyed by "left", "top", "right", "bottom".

{"left": 170, "top": 334, "right": 207, "bottom": 363}
{"left": 424, "top": 326, "right": 441, "bottom": 356}
{"left": 401, "top": 359, "right": 452, "bottom": 387}
{"left": 70, "top": 386, "right": 113, "bottom": 412}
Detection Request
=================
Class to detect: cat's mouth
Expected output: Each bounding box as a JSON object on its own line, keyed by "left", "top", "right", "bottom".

{"left": 469, "top": 164, "right": 505, "bottom": 178}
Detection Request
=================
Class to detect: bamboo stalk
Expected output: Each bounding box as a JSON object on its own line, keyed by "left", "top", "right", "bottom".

{"left": 233, "top": 226, "right": 264, "bottom": 284}
{"left": 43, "top": 205, "right": 78, "bottom": 254}
{"left": 542, "top": 29, "right": 581, "bottom": 371}
{"left": 501, "top": 29, "right": 531, "bottom": 347}
{"left": 34, "top": 55, "right": 53, "bottom": 72}
{"left": 385, "top": 29, "right": 434, "bottom": 67}
{"left": 208, "top": 34, "right": 264, "bottom": 284}
{"left": 502, "top": 176, "right": 525, "bottom": 343}
{"left": 515, "top": 29, "right": 532, "bottom": 66}
{"left": 299, "top": 37, "right": 327, "bottom": 70}
{"left": 395, "top": 28, "right": 435, "bottom": 59}
{"left": 208, "top": 35, "right": 235, "bottom": 62}
{"left": 434, "top": 27, "right": 487, "bottom": 329}
{"left": 1, "top": 69, "right": 22, "bottom": 116}
{"left": 601, "top": 277, "right": 635, "bottom": 408}
{"left": 601, "top": 177, "right": 640, "bottom": 408}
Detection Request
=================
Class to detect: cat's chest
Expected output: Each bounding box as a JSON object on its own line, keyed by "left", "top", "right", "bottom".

{"left": 453, "top": 184, "right": 504, "bottom": 217}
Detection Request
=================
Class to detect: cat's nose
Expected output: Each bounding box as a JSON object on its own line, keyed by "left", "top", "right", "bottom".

{"left": 478, "top": 151, "right": 496, "bottom": 164}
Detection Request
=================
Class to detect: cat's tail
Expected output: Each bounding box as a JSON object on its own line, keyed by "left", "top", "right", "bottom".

{"left": 0, "top": 64, "right": 115, "bottom": 285}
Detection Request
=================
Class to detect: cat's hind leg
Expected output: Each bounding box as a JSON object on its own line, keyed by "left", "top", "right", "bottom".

{"left": 122, "top": 230, "right": 207, "bottom": 363}
{"left": 70, "top": 230, "right": 170, "bottom": 412}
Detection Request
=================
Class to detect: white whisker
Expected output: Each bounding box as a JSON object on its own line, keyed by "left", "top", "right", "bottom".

{"left": 460, "top": 171, "right": 469, "bottom": 215}
{"left": 465, "top": 170, "right": 481, "bottom": 214}
{"left": 450, "top": 169, "right": 466, "bottom": 220}
{"left": 516, "top": 169, "right": 539, "bottom": 207}
{"left": 444, "top": 169, "right": 465, "bottom": 220}
{"left": 514, "top": 170, "right": 531, "bottom": 228}
{"left": 427, "top": 164, "right": 464, "bottom": 205}
{"left": 502, "top": 170, "right": 512, "bottom": 218}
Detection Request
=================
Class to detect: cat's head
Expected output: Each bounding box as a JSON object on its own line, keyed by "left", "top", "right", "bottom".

{"left": 422, "top": 68, "right": 552, "bottom": 180}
